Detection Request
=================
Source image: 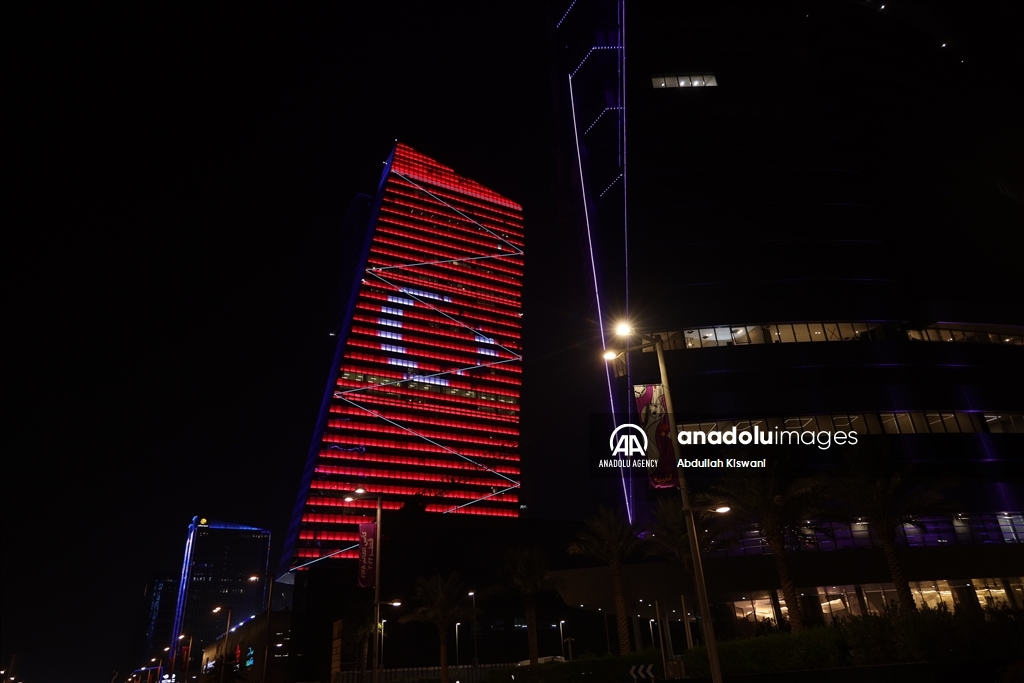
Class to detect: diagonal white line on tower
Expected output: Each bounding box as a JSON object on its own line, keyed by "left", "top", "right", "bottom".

{"left": 439, "top": 485, "right": 522, "bottom": 515}
{"left": 392, "top": 171, "right": 524, "bottom": 255}
{"left": 335, "top": 396, "right": 521, "bottom": 486}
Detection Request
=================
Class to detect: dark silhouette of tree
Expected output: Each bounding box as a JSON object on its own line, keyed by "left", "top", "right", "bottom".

{"left": 399, "top": 572, "right": 475, "bottom": 683}
{"left": 567, "top": 506, "right": 643, "bottom": 654}
{"left": 696, "top": 459, "right": 822, "bottom": 632}
{"left": 826, "top": 451, "right": 952, "bottom": 613}
{"left": 499, "top": 546, "right": 556, "bottom": 666}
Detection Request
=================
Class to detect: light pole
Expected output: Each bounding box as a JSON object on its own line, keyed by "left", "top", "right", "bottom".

{"left": 606, "top": 324, "right": 724, "bottom": 683}
{"left": 347, "top": 488, "right": 384, "bottom": 683}
{"left": 381, "top": 619, "right": 387, "bottom": 671}
{"left": 468, "top": 591, "right": 478, "bottom": 665}
{"left": 212, "top": 606, "right": 233, "bottom": 683}
{"left": 558, "top": 621, "right": 565, "bottom": 659}
{"left": 455, "top": 622, "right": 461, "bottom": 668}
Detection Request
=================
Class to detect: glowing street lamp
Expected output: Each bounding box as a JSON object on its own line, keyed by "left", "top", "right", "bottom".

{"left": 606, "top": 322, "right": 724, "bottom": 683}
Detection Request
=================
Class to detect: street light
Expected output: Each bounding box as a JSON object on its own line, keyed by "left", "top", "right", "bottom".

{"left": 212, "top": 606, "right": 233, "bottom": 683}
{"left": 173, "top": 633, "right": 194, "bottom": 680}
{"left": 455, "top": 622, "right": 461, "bottom": 668}
{"left": 381, "top": 619, "right": 387, "bottom": 670}
{"left": 346, "top": 489, "right": 385, "bottom": 683}
{"left": 468, "top": 591, "right": 478, "bottom": 665}
{"left": 558, "top": 621, "right": 565, "bottom": 659}
{"left": 607, "top": 323, "right": 724, "bottom": 683}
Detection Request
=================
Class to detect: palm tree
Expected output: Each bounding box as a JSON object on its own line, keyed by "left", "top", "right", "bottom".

{"left": 399, "top": 572, "right": 475, "bottom": 683}
{"left": 827, "top": 452, "right": 951, "bottom": 613}
{"left": 696, "top": 460, "right": 822, "bottom": 632}
{"left": 499, "top": 546, "right": 556, "bottom": 666}
{"left": 567, "top": 506, "right": 643, "bottom": 655}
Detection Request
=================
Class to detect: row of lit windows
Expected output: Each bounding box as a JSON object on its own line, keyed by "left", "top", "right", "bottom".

{"left": 390, "top": 154, "right": 523, "bottom": 214}
{"left": 308, "top": 464, "right": 515, "bottom": 490}
{"left": 346, "top": 339, "right": 518, "bottom": 375}
{"left": 349, "top": 327, "right": 519, "bottom": 365}
{"left": 321, "top": 433, "right": 520, "bottom": 460}
{"left": 309, "top": 488, "right": 518, "bottom": 507}
{"left": 389, "top": 173, "right": 523, "bottom": 222}
{"left": 384, "top": 193, "right": 523, "bottom": 243}
{"left": 367, "top": 253, "right": 521, "bottom": 303}
{"left": 315, "top": 451, "right": 521, "bottom": 475}
{"left": 325, "top": 419, "right": 520, "bottom": 449}
{"left": 307, "top": 483, "right": 520, "bottom": 509}
{"left": 381, "top": 202, "right": 525, "bottom": 253}
{"left": 364, "top": 278, "right": 520, "bottom": 323}
{"left": 377, "top": 262, "right": 520, "bottom": 309}
{"left": 329, "top": 401, "right": 520, "bottom": 435}
{"left": 659, "top": 322, "right": 887, "bottom": 349}
{"left": 329, "top": 391, "right": 519, "bottom": 425}
{"left": 306, "top": 484, "right": 518, "bottom": 503}
{"left": 375, "top": 218, "right": 524, "bottom": 274}
{"left": 384, "top": 184, "right": 521, "bottom": 238}
{"left": 337, "top": 364, "right": 521, "bottom": 400}
{"left": 369, "top": 242, "right": 522, "bottom": 291}
{"left": 352, "top": 314, "right": 520, "bottom": 351}
{"left": 334, "top": 384, "right": 519, "bottom": 418}
{"left": 337, "top": 371, "right": 519, "bottom": 401}
{"left": 424, "top": 504, "right": 518, "bottom": 516}
{"left": 354, "top": 312, "right": 520, "bottom": 346}
{"left": 680, "top": 412, "right": 1024, "bottom": 435}
{"left": 652, "top": 322, "right": 1022, "bottom": 349}
{"left": 908, "top": 328, "right": 1023, "bottom": 346}
{"left": 337, "top": 370, "right": 520, "bottom": 403}
{"left": 358, "top": 290, "right": 522, "bottom": 332}
{"left": 340, "top": 351, "right": 520, "bottom": 384}
{"left": 384, "top": 186, "right": 524, "bottom": 241}
{"left": 717, "top": 578, "right": 1023, "bottom": 633}
{"left": 309, "top": 482, "right": 520, "bottom": 506}
{"left": 716, "top": 513, "right": 1022, "bottom": 559}
{"left": 652, "top": 73, "right": 718, "bottom": 88}
{"left": 298, "top": 530, "right": 360, "bottom": 542}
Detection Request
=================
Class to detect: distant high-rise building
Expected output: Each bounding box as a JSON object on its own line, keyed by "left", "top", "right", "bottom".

{"left": 282, "top": 143, "right": 524, "bottom": 567}
{"left": 169, "top": 517, "right": 271, "bottom": 669}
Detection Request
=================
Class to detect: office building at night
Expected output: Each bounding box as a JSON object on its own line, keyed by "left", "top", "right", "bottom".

{"left": 168, "top": 517, "right": 271, "bottom": 669}
{"left": 554, "top": 0, "right": 1022, "bottom": 636}
{"left": 282, "top": 142, "right": 524, "bottom": 569}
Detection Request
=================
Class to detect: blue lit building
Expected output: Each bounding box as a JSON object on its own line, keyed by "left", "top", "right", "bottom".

{"left": 553, "top": 0, "right": 1023, "bottom": 640}
{"left": 168, "top": 517, "right": 271, "bottom": 673}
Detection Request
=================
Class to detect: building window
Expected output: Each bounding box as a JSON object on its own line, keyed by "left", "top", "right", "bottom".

{"left": 652, "top": 73, "right": 718, "bottom": 88}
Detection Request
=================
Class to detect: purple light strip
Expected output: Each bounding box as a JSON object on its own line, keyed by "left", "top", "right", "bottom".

{"left": 620, "top": 0, "right": 633, "bottom": 521}
{"left": 569, "top": 70, "right": 631, "bottom": 522}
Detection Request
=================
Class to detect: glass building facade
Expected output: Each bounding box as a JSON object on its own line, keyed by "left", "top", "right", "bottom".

{"left": 284, "top": 143, "right": 524, "bottom": 567}
{"left": 551, "top": 0, "right": 1022, "bottom": 632}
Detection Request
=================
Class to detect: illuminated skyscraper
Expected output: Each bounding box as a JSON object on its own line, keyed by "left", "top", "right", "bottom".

{"left": 283, "top": 143, "right": 524, "bottom": 567}
{"left": 169, "top": 517, "right": 271, "bottom": 666}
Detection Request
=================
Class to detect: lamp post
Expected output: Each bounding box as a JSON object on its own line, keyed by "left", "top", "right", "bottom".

{"left": 346, "top": 488, "right": 384, "bottom": 683}
{"left": 558, "top": 621, "right": 565, "bottom": 659}
{"left": 212, "top": 606, "right": 233, "bottom": 683}
{"left": 455, "top": 622, "right": 461, "bottom": 668}
{"left": 468, "top": 591, "right": 478, "bottom": 665}
{"left": 381, "top": 619, "right": 387, "bottom": 671}
{"left": 606, "top": 324, "right": 724, "bottom": 683}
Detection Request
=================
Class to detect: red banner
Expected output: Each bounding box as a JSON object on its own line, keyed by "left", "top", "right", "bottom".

{"left": 358, "top": 522, "right": 377, "bottom": 588}
{"left": 634, "top": 384, "right": 680, "bottom": 489}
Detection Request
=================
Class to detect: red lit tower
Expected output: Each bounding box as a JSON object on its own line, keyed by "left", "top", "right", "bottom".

{"left": 284, "top": 143, "right": 524, "bottom": 565}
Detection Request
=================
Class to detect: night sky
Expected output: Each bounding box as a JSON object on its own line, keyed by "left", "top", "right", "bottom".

{"left": 2, "top": 3, "right": 1022, "bottom": 683}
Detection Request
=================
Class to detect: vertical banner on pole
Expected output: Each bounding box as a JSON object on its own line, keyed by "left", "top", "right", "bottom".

{"left": 634, "top": 384, "right": 680, "bottom": 489}
{"left": 358, "top": 522, "right": 377, "bottom": 588}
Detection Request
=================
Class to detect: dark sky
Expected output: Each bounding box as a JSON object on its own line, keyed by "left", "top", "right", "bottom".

{"left": 3, "top": 3, "right": 1022, "bottom": 683}
{"left": 2, "top": 3, "right": 599, "bottom": 682}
